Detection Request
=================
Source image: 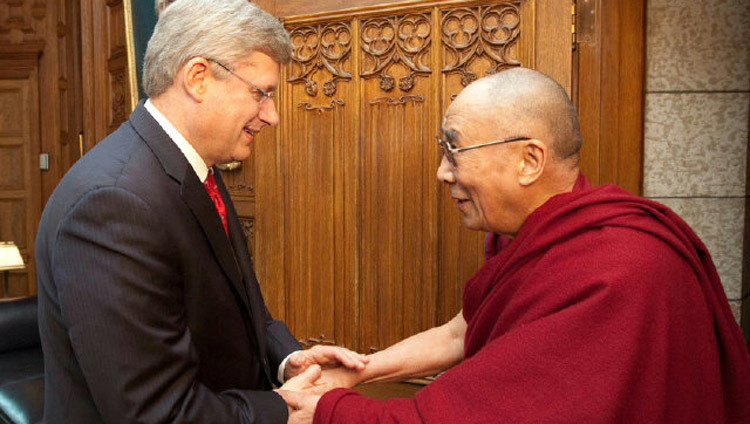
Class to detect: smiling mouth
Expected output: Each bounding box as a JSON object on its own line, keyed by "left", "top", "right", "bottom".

{"left": 244, "top": 126, "right": 257, "bottom": 137}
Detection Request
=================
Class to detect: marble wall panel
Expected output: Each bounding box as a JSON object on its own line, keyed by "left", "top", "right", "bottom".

{"left": 655, "top": 197, "right": 745, "bottom": 300}
{"left": 730, "top": 300, "right": 742, "bottom": 325}
{"left": 646, "top": 0, "right": 750, "bottom": 92}
{"left": 643, "top": 92, "right": 748, "bottom": 197}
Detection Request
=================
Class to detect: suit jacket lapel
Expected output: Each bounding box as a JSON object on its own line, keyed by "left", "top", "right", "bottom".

{"left": 128, "top": 102, "right": 250, "bottom": 316}
{"left": 180, "top": 173, "right": 245, "bottom": 294}
{"left": 216, "top": 172, "right": 273, "bottom": 382}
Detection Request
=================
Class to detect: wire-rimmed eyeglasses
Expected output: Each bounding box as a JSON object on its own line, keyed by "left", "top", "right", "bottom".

{"left": 206, "top": 58, "right": 275, "bottom": 105}
{"left": 436, "top": 135, "right": 531, "bottom": 167}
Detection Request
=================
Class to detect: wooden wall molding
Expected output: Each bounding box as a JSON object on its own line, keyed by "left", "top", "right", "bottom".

{"left": 297, "top": 99, "right": 347, "bottom": 112}
{"left": 368, "top": 95, "right": 425, "bottom": 104}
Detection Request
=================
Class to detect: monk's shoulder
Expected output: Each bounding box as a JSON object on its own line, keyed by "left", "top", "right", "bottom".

{"left": 538, "top": 222, "right": 697, "bottom": 292}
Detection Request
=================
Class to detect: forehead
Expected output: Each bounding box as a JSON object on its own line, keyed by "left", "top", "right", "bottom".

{"left": 235, "top": 52, "right": 281, "bottom": 86}
{"left": 441, "top": 99, "right": 489, "bottom": 144}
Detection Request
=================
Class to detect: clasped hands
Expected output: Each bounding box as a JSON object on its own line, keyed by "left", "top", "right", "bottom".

{"left": 276, "top": 345, "right": 369, "bottom": 424}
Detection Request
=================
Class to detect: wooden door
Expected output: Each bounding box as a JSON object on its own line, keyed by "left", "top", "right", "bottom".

{"left": 0, "top": 69, "right": 41, "bottom": 297}
{"left": 271, "top": 0, "right": 573, "bottom": 352}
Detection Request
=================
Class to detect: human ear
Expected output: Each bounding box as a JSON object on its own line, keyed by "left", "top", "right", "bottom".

{"left": 181, "top": 57, "right": 211, "bottom": 102}
{"left": 518, "top": 139, "right": 546, "bottom": 186}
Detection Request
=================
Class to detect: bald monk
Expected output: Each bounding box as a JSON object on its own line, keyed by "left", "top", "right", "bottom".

{"left": 279, "top": 68, "right": 750, "bottom": 423}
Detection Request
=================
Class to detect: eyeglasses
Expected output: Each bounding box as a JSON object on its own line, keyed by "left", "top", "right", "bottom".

{"left": 436, "top": 135, "right": 531, "bottom": 167}
{"left": 206, "top": 58, "right": 275, "bottom": 105}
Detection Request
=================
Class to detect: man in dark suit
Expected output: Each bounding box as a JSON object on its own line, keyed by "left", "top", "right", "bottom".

{"left": 35, "top": 1, "right": 366, "bottom": 422}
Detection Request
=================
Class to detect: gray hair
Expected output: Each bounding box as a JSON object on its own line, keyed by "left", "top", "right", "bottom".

{"left": 143, "top": 0, "right": 291, "bottom": 98}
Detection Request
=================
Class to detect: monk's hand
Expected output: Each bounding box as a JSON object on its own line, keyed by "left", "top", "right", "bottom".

{"left": 279, "top": 389, "right": 322, "bottom": 424}
{"left": 277, "top": 365, "right": 324, "bottom": 423}
{"left": 284, "top": 345, "right": 368, "bottom": 381}
{"left": 315, "top": 365, "right": 363, "bottom": 390}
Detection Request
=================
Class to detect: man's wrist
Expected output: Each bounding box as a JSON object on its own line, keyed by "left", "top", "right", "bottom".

{"left": 278, "top": 350, "right": 302, "bottom": 383}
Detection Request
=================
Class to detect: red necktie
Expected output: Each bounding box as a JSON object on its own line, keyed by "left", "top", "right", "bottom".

{"left": 204, "top": 172, "right": 229, "bottom": 235}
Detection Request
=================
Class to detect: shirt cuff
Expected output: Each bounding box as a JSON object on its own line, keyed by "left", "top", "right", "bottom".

{"left": 277, "top": 350, "right": 302, "bottom": 384}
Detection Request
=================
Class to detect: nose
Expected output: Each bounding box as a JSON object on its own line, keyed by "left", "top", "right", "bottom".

{"left": 436, "top": 155, "right": 456, "bottom": 184}
{"left": 258, "top": 98, "right": 280, "bottom": 127}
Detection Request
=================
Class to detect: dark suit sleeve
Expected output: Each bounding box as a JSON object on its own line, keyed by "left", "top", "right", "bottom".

{"left": 264, "top": 306, "right": 302, "bottom": 385}
{"left": 52, "top": 187, "right": 287, "bottom": 424}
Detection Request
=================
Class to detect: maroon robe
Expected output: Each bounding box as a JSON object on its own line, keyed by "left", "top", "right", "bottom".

{"left": 315, "top": 175, "right": 750, "bottom": 423}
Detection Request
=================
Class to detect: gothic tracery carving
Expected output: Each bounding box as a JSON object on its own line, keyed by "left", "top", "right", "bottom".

{"left": 360, "top": 13, "right": 431, "bottom": 93}
{"left": 441, "top": 2, "right": 522, "bottom": 86}
{"left": 288, "top": 22, "right": 352, "bottom": 98}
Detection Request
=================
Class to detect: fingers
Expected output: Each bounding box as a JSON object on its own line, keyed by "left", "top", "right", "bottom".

{"left": 276, "top": 389, "right": 302, "bottom": 410}
{"left": 297, "top": 363, "right": 322, "bottom": 384}
{"left": 283, "top": 363, "right": 322, "bottom": 391}
{"left": 310, "top": 345, "right": 369, "bottom": 370}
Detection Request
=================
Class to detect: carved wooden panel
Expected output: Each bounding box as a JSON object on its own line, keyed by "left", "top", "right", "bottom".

{"left": 441, "top": 3, "right": 522, "bottom": 87}
{"left": 283, "top": 20, "right": 358, "bottom": 348}
{"left": 360, "top": 12, "right": 431, "bottom": 93}
{"left": 288, "top": 21, "right": 352, "bottom": 97}
{"left": 358, "top": 11, "right": 437, "bottom": 352}
{"left": 106, "top": 1, "right": 129, "bottom": 134}
{"left": 81, "top": 0, "right": 133, "bottom": 149}
{"left": 0, "top": 0, "right": 46, "bottom": 45}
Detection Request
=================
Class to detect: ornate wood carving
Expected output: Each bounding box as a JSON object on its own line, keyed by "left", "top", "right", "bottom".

{"left": 360, "top": 13, "right": 431, "bottom": 93}
{"left": 368, "top": 95, "right": 425, "bottom": 105}
{"left": 227, "top": 183, "right": 254, "bottom": 194}
{"left": 297, "top": 99, "right": 345, "bottom": 113}
{"left": 0, "top": 0, "right": 46, "bottom": 44}
{"left": 441, "top": 2, "right": 522, "bottom": 86}
{"left": 240, "top": 218, "right": 254, "bottom": 245}
{"left": 288, "top": 22, "right": 352, "bottom": 98}
{"left": 108, "top": 68, "right": 128, "bottom": 133}
{"left": 300, "top": 335, "right": 336, "bottom": 348}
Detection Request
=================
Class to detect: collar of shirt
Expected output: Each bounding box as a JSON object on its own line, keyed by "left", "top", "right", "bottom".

{"left": 144, "top": 99, "right": 209, "bottom": 183}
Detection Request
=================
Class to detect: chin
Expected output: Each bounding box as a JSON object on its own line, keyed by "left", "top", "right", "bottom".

{"left": 462, "top": 217, "right": 483, "bottom": 231}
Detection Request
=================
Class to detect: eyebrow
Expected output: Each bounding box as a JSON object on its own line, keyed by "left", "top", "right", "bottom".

{"left": 441, "top": 128, "right": 459, "bottom": 144}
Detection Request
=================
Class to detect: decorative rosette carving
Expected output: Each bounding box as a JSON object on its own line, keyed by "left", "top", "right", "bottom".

{"left": 361, "top": 13, "right": 432, "bottom": 93}
{"left": 442, "top": 2, "right": 522, "bottom": 85}
{"left": 288, "top": 22, "right": 352, "bottom": 98}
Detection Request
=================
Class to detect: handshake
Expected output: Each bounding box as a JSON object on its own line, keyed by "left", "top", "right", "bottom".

{"left": 275, "top": 345, "right": 372, "bottom": 424}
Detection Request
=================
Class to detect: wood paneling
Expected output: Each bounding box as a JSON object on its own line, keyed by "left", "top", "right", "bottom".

{"left": 0, "top": 76, "right": 40, "bottom": 296}
{"left": 81, "top": 0, "right": 133, "bottom": 154}
{"left": 273, "top": 0, "right": 572, "bottom": 352}
{"left": 0, "top": 0, "right": 81, "bottom": 298}
{"left": 576, "top": 0, "right": 645, "bottom": 194}
{"left": 277, "top": 0, "right": 424, "bottom": 18}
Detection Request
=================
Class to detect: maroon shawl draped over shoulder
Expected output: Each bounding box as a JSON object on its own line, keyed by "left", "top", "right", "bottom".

{"left": 315, "top": 175, "right": 750, "bottom": 423}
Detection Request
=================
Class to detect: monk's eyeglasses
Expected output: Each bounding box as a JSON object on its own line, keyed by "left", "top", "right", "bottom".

{"left": 206, "top": 58, "right": 275, "bottom": 105}
{"left": 436, "top": 135, "right": 531, "bottom": 167}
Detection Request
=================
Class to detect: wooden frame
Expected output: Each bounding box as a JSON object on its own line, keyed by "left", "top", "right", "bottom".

{"left": 123, "top": 0, "right": 158, "bottom": 109}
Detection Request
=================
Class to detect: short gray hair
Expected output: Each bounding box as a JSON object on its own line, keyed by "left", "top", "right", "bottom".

{"left": 143, "top": 0, "right": 291, "bottom": 98}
